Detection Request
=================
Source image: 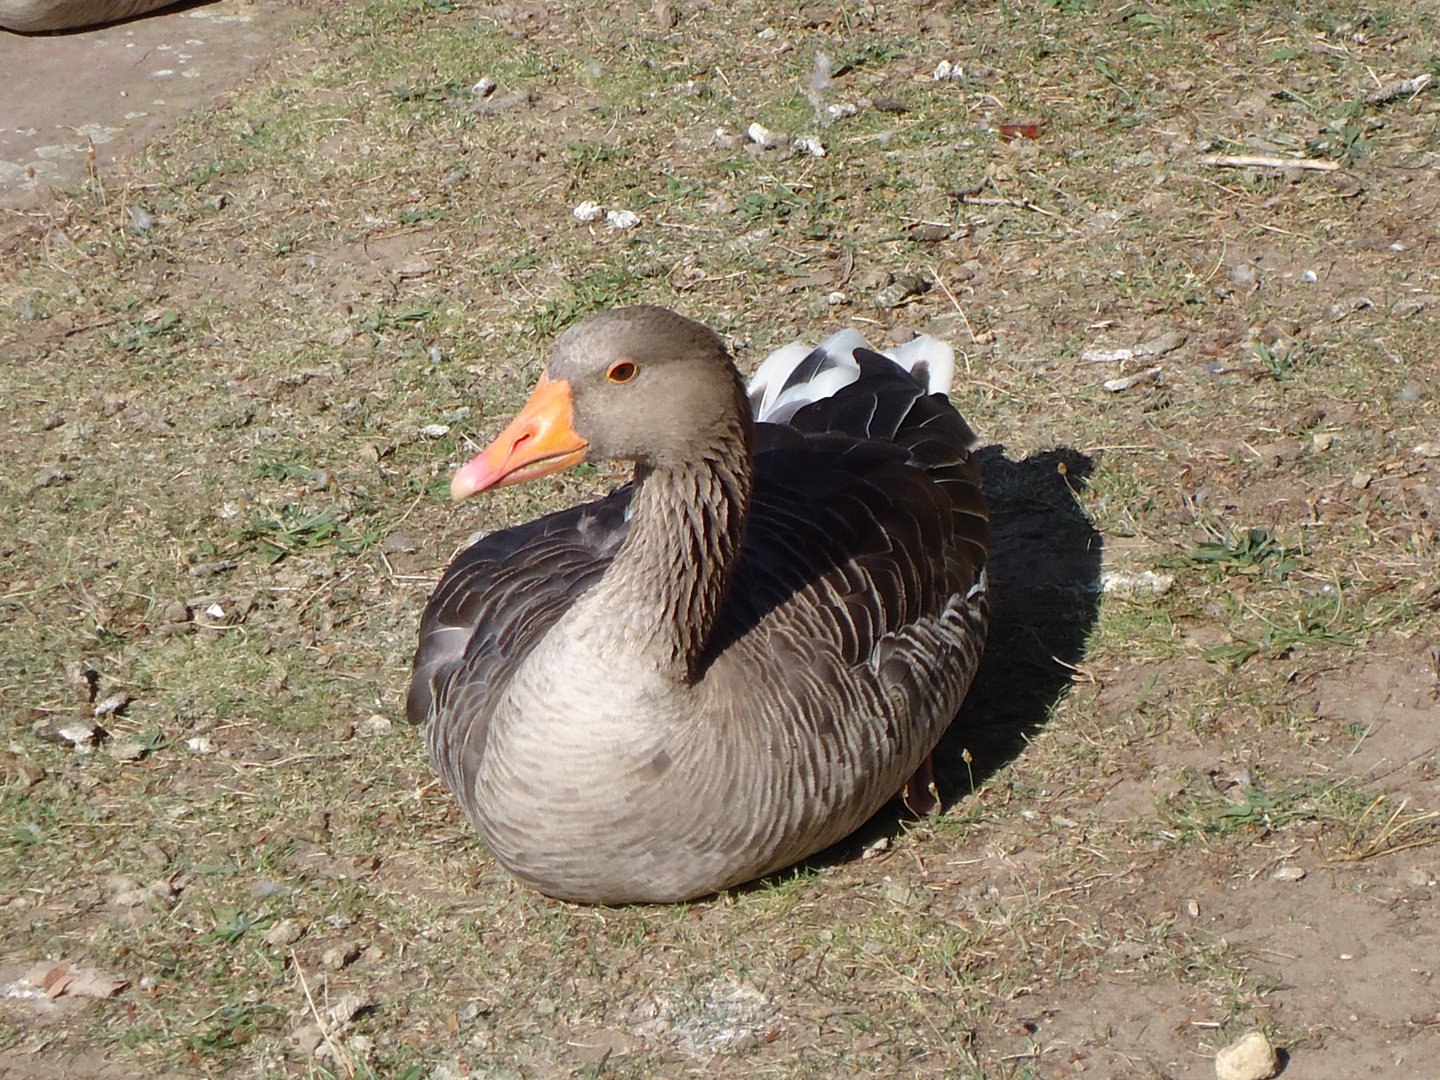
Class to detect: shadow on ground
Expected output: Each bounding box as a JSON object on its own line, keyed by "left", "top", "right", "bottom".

{"left": 933, "top": 444, "right": 1103, "bottom": 802}
{"left": 782, "top": 445, "right": 1102, "bottom": 877}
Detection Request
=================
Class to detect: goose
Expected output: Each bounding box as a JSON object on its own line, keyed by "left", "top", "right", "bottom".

{"left": 408, "top": 306, "right": 989, "bottom": 904}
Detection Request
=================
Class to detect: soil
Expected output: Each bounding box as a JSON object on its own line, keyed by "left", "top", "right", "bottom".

{"left": 0, "top": 0, "right": 296, "bottom": 208}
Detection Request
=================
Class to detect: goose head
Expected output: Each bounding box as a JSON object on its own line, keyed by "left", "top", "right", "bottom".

{"left": 452, "top": 306, "right": 750, "bottom": 499}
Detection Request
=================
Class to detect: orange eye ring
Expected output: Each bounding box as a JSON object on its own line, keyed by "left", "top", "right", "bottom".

{"left": 607, "top": 359, "right": 638, "bottom": 383}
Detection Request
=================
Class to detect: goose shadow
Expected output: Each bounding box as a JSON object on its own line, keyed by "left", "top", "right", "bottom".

{"left": 760, "top": 444, "right": 1103, "bottom": 880}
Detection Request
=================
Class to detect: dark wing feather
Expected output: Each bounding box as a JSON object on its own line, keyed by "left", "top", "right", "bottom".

{"left": 408, "top": 488, "right": 632, "bottom": 804}
{"left": 708, "top": 353, "right": 988, "bottom": 678}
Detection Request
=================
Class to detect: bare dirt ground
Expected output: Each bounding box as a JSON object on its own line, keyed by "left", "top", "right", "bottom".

{"left": 0, "top": 0, "right": 298, "bottom": 207}
{"left": 1, "top": 1, "right": 1438, "bottom": 1078}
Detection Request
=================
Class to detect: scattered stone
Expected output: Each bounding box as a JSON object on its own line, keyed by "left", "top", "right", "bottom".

{"left": 1405, "top": 867, "right": 1436, "bottom": 887}
{"left": 93, "top": 692, "right": 131, "bottom": 718}
{"left": 824, "top": 102, "right": 858, "bottom": 121}
{"left": 33, "top": 717, "right": 106, "bottom": 751}
{"left": 358, "top": 714, "right": 392, "bottom": 737}
{"left": 861, "top": 835, "right": 890, "bottom": 859}
{"left": 265, "top": 918, "right": 306, "bottom": 947}
{"left": 826, "top": 291, "right": 847, "bottom": 306}
{"left": 1390, "top": 294, "right": 1436, "bottom": 319}
{"left": 746, "top": 122, "right": 783, "bottom": 149}
{"left": 651, "top": 0, "right": 677, "bottom": 28}
{"left": 1215, "top": 1030, "right": 1279, "bottom": 1080}
{"left": 881, "top": 880, "right": 919, "bottom": 907}
{"left": 160, "top": 599, "right": 192, "bottom": 624}
{"left": 874, "top": 272, "right": 930, "bottom": 308}
{"left": 1271, "top": 865, "right": 1306, "bottom": 882}
{"left": 1082, "top": 331, "right": 1185, "bottom": 364}
{"left": 32, "top": 467, "right": 69, "bottom": 489}
{"left": 1351, "top": 471, "right": 1372, "bottom": 490}
{"left": 605, "top": 209, "right": 640, "bottom": 229}
{"left": 572, "top": 200, "right": 604, "bottom": 223}
{"left": 474, "top": 88, "right": 534, "bottom": 116}
{"left": 187, "top": 735, "right": 215, "bottom": 755}
{"left": 1312, "top": 432, "right": 1335, "bottom": 452}
{"left": 41, "top": 414, "right": 65, "bottom": 430}
{"left": 107, "top": 738, "right": 149, "bottom": 762}
{"left": 1399, "top": 382, "right": 1429, "bottom": 403}
{"left": 793, "top": 134, "right": 825, "bottom": 158}
{"left": 127, "top": 206, "right": 155, "bottom": 232}
{"left": 251, "top": 879, "right": 294, "bottom": 900}
{"left": 1103, "top": 366, "right": 1162, "bottom": 392}
{"left": 470, "top": 76, "right": 495, "bottom": 98}
{"left": 909, "top": 222, "right": 949, "bottom": 243}
{"left": 1229, "top": 264, "right": 1258, "bottom": 286}
{"left": 322, "top": 942, "right": 362, "bottom": 970}
{"left": 1411, "top": 443, "right": 1440, "bottom": 458}
{"left": 1101, "top": 569, "right": 1175, "bottom": 596}
{"left": 1327, "top": 295, "right": 1373, "bottom": 321}
{"left": 932, "top": 59, "right": 960, "bottom": 81}
{"left": 1, "top": 752, "right": 47, "bottom": 788}
{"left": 1365, "top": 72, "right": 1432, "bottom": 105}
{"left": 419, "top": 423, "right": 451, "bottom": 439}
{"left": 872, "top": 94, "right": 908, "bottom": 113}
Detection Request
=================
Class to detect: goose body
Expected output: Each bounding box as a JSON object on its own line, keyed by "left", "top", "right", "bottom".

{"left": 409, "top": 307, "right": 989, "bottom": 903}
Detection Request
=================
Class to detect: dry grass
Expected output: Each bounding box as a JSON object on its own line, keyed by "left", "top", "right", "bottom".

{"left": 2, "top": 1, "right": 1439, "bottom": 1077}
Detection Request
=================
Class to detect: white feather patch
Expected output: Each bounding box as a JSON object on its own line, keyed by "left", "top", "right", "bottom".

{"left": 747, "top": 328, "right": 955, "bottom": 422}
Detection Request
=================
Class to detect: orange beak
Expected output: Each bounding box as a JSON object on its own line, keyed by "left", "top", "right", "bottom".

{"left": 451, "top": 374, "right": 590, "bottom": 499}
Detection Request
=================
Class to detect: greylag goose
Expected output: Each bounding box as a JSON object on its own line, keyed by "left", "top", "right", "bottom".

{"left": 408, "top": 306, "right": 989, "bottom": 903}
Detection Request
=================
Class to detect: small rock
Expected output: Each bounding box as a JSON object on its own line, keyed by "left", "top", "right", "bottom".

{"left": 651, "top": 0, "right": 677, "bottom": 28}
{"left": 1103, "top": 366, "right": 1162, "bottom": 392}
{"left": 308, "top": 469, "right": 332, "bottom": 491}
{"left": 932, "top": 59, "right": 955, "bottom": 81}
{"left": 1351, "top": 471, "right": 1372, "bottom": 490}
{"left": 93, "top": 693, "right": 131, "bottom": 718}
{"left": 881, "top": 880, "right": 919, "bottom": 907}
{"left": 861, "top": 835, "right": 890, "bottom": 859}
{"left": 322, "top": 942, "right": 361, "bottom": 970}
{"left": 186, "top": 735, "right": 215, "bottom": 755}
{"left": 419, "top": 424, "right": 451, "bottom": 439}
{"left": 826, "top": 291, "right": 847, "bottom": 306}
{"left": 474, "top": 88, "right": 534, "bottom": 116}
{"left": 1101, "top": 569, "right": 1174, "bottom": 596}
{"left": 794, "top": 134, "right": 825, "bottom": 158}
{"left": 107, "top": 739, "right": 149, "bottom": 762}
{"left": 825, "top": 102, "right": 858, "bottom": 121}
{"left": 1229, "top": 264, "right": 1258, "bottom": 286}
{"left": 265, "top": 918, "right": 306, "bottom": 947}
{"left": 358, "top": 714, "right": 392, "bottom": 737}
{"left": 872, "top": 94, "right": 908, "bottom": 113}
{"left": 471, "top": 76, "right": 495, "bottom": 98}
{"left": 1215, "top": 1030, "right": 1279, "bottom": 1080}
{"left": 127, "top": 206, "right": 155, "bottom": 232}
{"left": 874, "top": 272, "right": 931, "bottom": 308}
{"left": 746, "top": 122, "right": 782, "bottom": 149}
{"left": 160, "top": 600, "right": 192, "bottom": 624}
{"left": 33, "top": 467, "right": 69, "bottom": 489}
{"left": 1399, "top": 382, "right": 1429, "bottom": 403}
{"left": 251, "top": 879, "right": 293, "bottom": 900}
{"left": 1412, "top": 443, "right": 1440, "bottom": 458}
{"left": 1327, "top": 295, "right": 1373, "bottom": 321}
{"left": 1271, "top": 865, "right": 1306, "bottom": 882}
{"left": 605, "top": 209, "right": 640, "bottom": 229}
{"left": 41, "top": 414, "right": 65, "bottom": 430}
{"left": 572, "top": 200, "right": 604, "bottom": 222}
{"left": 34, "top": 717, "right": 106, "bottom": 750}
{"left": 1405, "top": 867, "right": 1435, "bottom": 887}
{"left": 289, "top": 1023, "right": 325, "bottom": 1057}
{"left": 1312, "top": 432, "right": 1334, "bottom": 452}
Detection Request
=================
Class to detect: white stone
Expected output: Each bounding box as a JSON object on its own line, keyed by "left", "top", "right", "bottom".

{"left": 605, "top": 209, "right": 640, "bottom": 229}
{"left": 572, "top": 200, "right": 604, "bottom": 222}
{"left": 1215, "top": 1031, "right": 1279, "bottom": 1080}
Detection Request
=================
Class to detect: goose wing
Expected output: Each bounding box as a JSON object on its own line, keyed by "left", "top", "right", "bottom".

{"left": 407, "top": 489, "right": 632, "bottom": 802}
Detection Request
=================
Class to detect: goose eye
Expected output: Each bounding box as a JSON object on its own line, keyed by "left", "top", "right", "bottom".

{"left": 606, "top": 359, "right": 638, "bottom": 384}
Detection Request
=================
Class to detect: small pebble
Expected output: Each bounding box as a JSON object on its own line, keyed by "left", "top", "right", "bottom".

{"left": 187, "top": 735, "right": 215, "bottom": 754}
{"left": 606, "top": 209, "right": 640, "bottom": 229}
{"left": 322, "top": 942, "right": 361, "bottom": 970}
{"left": 1271, "top": 865, "right": 1306, "bottom": 882}
{"left": 265, "top": 918, "right": 305, "bottom": 947}
{"left": 1215, "top": 1030, "right": 1279, "bottom": 1080}
{"left": 358, "top": 714, "right": 392, "bottom": 737}
{"left": 419, "top": 424, "right": 451, "bottom": 439}
{"left": 572, "top": 200, "right": 604, "bottom": 222}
